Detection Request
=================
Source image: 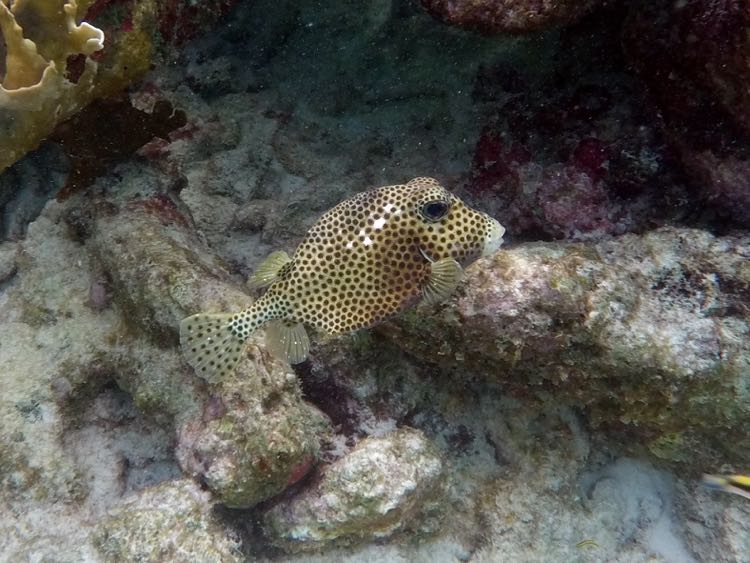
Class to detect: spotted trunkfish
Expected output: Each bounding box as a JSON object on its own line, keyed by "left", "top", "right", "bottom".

{"left": 180, "top": 177, "right": 505, "bottom": 379}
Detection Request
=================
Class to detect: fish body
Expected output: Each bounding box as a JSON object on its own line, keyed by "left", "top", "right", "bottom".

{"left": 702, "top": 474, "right": 750, "bottom": 501}
{"left": 180, "top": 177, "right": 505, "bottom": 379}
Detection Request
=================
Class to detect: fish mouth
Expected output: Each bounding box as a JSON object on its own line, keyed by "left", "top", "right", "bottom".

{"left": 481, "top": 218, "right": 506, "bottom": 257}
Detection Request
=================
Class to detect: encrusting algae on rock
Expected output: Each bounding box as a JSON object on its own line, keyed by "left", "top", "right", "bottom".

{"left": 180, "top": 177, "right": 505, "bottom": 378}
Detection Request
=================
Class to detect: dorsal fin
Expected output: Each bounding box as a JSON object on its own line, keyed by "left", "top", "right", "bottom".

{"left": 248, "top": 250, "right": 292, "bottom": 290}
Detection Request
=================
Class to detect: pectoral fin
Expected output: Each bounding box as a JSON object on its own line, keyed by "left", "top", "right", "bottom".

{"left": 265, "top": 320, "right": 310, "bottom": 364}
{"left": 248, "top": 251, "right": 292, "bottom": 289}
{"left": 421, "top": 256, "right": 463, "bottom": 305}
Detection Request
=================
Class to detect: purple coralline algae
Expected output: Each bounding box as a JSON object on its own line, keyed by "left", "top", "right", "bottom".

{"left": 624, "top": 0, "right": 750, "bottom": 226}
{"left": 420, "top": 0, "right": 604, "bottom": 33}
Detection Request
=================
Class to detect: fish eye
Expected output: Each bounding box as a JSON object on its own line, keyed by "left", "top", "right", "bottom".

{"left": 420, "top": 200, "right": 450, "bottom": 222}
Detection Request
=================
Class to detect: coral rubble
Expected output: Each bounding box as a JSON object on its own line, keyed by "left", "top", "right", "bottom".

{"left": 93, "top": 479, "right": 243, "bottom": 561}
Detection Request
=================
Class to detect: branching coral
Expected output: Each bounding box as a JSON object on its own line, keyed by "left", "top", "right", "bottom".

{"left": 0, "top": 0, "right": 104, "bottom": 168}
{"left": 0, "top": 0, "right": 156, "bottom": 172}
{"left": 0, "top": 0, "right": 103, "bottom": 101}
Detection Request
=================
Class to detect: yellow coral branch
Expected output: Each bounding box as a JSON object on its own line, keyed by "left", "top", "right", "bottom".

{"left": 0, "top": 1, "right": 50, "bottom": 90}
{"left": 0, "top": 0, "right": 115, "bottom": 170}
{"left": 8, "top": 0, "right": 103, "bottom": 64}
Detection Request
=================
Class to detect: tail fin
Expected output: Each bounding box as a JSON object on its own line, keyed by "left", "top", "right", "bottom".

{"left": 179, "top": 313, "right": 246, "bottom": 382}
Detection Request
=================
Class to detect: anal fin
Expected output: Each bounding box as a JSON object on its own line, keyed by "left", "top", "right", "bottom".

{"left": 248, "top": 250, "right": 292, "bottom": 290}
{"left": 421, "top": 256, "right": 464, "bottom": 305}
{"left": 265, "top": 320, "right": 310, "bottom": 364}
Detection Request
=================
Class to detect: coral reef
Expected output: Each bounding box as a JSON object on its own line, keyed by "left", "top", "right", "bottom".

{"left": 263, "top": 428, "right": 446, "bottom": 552}
{"left": 420, "top": 0, "right": 604, "bottom": 34}
{"left": 0, "top": 0, "right": 150, "bottom": 172}
{"left": 0, "top": 0, "right": 236, "bottom": 175}
{"left": 1, "top": 0, "right": 749, "bottom": 561}
{"left": 463, "top": 6, "right": 693, "bottom": 241}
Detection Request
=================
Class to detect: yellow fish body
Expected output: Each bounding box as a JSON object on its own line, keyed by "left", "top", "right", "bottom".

{"left": 702, "top": 474, "right": 750, "bottom": 501}
{"left": 180, "top": 177, "right": 505, "bottom": 379}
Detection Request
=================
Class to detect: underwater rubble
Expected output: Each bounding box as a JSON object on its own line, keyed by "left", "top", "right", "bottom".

{"left": 94, "top": 479, "right": 243, "bottom": 562}
{"left": 1, "top": 0, "right": 749, "bottom": 561}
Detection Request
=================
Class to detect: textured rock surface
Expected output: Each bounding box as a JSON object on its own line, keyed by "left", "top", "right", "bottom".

{"left": 470, "top": 458, "right": 696, "bottom": 562}
{"left": 385, "top": 228, "right": 750, "bottom": 467}
{"left": 0, "top": 198, "right": 183, "bottom": 559}
{"left": 91, "top": 201, "right": 252, "bottom": 346}
{"left": 0, "top": 200, "right": 118, "bottom": 506}
{"left": 93, "top": 479, "right": 243, "bottom": 562}
{"left": 175, "top": 358, "right": 329, "bottom": 508}
{"left": 263, "top": 428, "right": 447, "bottom": 552}
{"left": 420, "top": 0, "right": 604, "bottom": 33}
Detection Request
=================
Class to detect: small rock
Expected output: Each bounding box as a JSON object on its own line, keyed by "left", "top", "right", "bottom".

{"left": 93, "top": 479, "right": 242, "bottom": 562}
{"left": 263, "top": 427, "right": 447, "bottom": 553}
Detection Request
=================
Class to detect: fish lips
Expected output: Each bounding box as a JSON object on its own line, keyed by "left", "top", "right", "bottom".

{"left": 481, "top": 219, "right": 506, "bottom": 257}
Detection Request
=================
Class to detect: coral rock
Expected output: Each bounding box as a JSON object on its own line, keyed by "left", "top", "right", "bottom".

{"left": 90, "top": 200, "right": 252, "bottom": 345}
{"left": 385, "top": 228, "right": 750, "bottom": 467}
{"left": 175, "top": 357, "right": 330, "bottom": 508}
{"left": 90, "top": 197, "right": 330, "bottom": 507}
{"left": 263, "top": 427, "right": 447, "bottom": 553}
{"left": 420, "top": 0, "right": 604, "bottom": 34}
{"left": 0, "top": 0, "right": 154, "bottom": 172}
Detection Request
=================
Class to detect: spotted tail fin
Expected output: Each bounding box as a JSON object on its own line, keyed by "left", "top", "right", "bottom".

{"left": 179, "top": 312, "right": 249, "bottom": 382}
